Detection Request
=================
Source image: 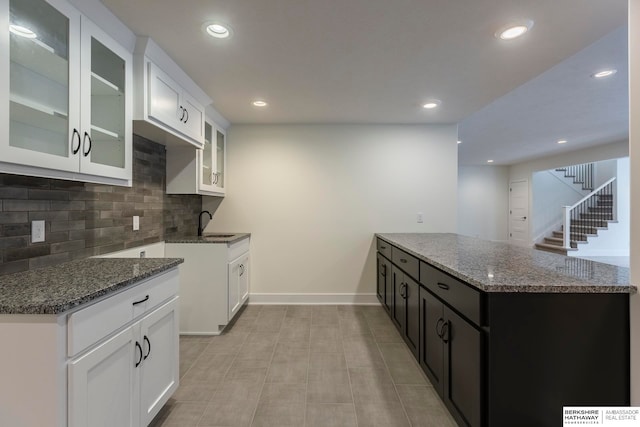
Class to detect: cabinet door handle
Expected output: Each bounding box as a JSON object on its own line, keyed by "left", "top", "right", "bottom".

{"left": 143, "top": 335, "right": 151, "bottom": 360}
{"left": 399, "top": 283, "right": 406, "bottom": 298}
{"left": 184, "top": 108, "right": 189, "bottom": 123}
{"left": 380, "top": 264, "right": 386, "bottom": 277}
{"left": 239, "top": 264, "right": 244, "bottom": 276}
{"left": 400, "top": 258, "right": 408, "bottom": 264}
{"left": 71, "top": 128, "right": 81, "bottom": 154}
{"left": 436, "top": 318, "right": 444, "bottom": 338}
{"left": 82, "top": 131, "right": 92, "bottom": 157}
{"left": 380, "top": 245, "right": 386, "bottom": 250}
{"left": 132, "top": 295, "right": 149, "bottom": 306}
{"left": 441, "top": 321, "right": 450, "bottom": 344}
{"left": 179, "top": 106, "right": 185, "bottom": 121}
{"left": 437, "top": 283, "right": 450, "bottom": 291}
{"left": 135, "top": 341, "right": 143, "bottom": 367}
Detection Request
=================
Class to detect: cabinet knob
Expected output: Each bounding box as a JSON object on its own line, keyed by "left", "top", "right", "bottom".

{"left": 436, "top": 318, "right": 444, "bottom": 338}
{"left": 441, "top": 321, "right": 450, "bottom": 344}
{"left": 400, "top": 259, "right": 408, "bottom": 264}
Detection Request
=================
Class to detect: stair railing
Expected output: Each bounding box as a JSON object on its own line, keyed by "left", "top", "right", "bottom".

{"left": 556, "top": 163, "right": 594, "bottom": 191}
{"left": 562, "top": 177, "right": 616, "bottom": 249}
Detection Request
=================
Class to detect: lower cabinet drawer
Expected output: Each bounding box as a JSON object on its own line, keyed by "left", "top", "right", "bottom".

{"left": 391, "top": 247, "right": 420, "bottom": 280}
{"left": 377, "top": 238, "right": 392, "bottom": 259}
{"left": 420, "top": 262, "right": 481, "bottom": 325}
{"left": 67, "top": 268, "right": 179, "bottom": 357}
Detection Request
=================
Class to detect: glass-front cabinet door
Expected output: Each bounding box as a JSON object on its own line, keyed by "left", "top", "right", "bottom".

{"left": 1, "top": 0, "right": 132, "bottom": 183}
{"left": 80, "top": 17, "right": 131, "bottom": 180}
{"left": 4, "top": 0, "right": 81, "bottom": 172}
{"left": 214, "top": 127, "right": 226, "bottom": 192}
{"left": 200, "top": 121, "right": 214, "bottom": 190}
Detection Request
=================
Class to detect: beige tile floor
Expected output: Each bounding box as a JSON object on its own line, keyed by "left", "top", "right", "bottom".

{"left": 149, "top": 304, "right": 457, "bottom": 427}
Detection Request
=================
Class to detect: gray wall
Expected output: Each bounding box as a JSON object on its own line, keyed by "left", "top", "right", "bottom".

{"left": 0, "top": 135, "right": 201, "bottom": 275}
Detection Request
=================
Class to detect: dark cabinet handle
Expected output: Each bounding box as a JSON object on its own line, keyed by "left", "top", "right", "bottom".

{"left": 399, "top": 283, "right": 407, "bottom": 298}
{"left": 441, "top": 321, "right": 450, "bottom": 343}
{"left": 436, "top": 318, "right": 444, "bottom": 338}
{"left": 403, "top": 283, "right": 409, "bottom": 299}
{"left": 132, "top": 295, "right": 149, "bottom": 306}
{"left": 239, "top": 264, "right": 244, "bottom": 276}
{"left": 184, "top": 108, "right": 189, "bottom": 123}
{"left": 143, "top": 335, "right": 151, "bottom": 360}
{"left": 380, "top": 245, "right": 386, "bottom": 250}
{"left": 71, "top": 128, "right": 81, "bottom": 154}
{"left": 135, "top": 341, "right": 143, "bottom": 367}
{"left": 179, "top": 106, "right": 185, "bottom": 121}
{"left": 82, "top": 131, "right": 92, "bottom": 157}
{"left": 437, "top": 283, "right": 450, "bottom": 291}
{"left": 400, "top": 258, "right": 408, "bottom": 264}
{"left": 380, "top": 264, "right": 387, "bottom": 277}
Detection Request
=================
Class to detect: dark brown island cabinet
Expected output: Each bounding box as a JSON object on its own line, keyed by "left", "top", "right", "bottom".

{"left": 375, "top": 236, "right": 630, "bottom": 427}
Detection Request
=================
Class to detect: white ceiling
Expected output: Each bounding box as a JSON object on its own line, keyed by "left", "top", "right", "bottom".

{"left": 100, "top": 0, "right": 628, "bottom": 164}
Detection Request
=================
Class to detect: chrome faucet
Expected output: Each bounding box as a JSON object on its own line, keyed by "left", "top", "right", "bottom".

{"left": 198, "top": 210, "right": 212, "bottom": 236}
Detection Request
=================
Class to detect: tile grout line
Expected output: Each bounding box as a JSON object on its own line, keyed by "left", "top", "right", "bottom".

{"left": 248, "top": 306, "right": 286, "bottom": 426}
{"left": 194, "top": 304, "right": 261, "bottom": 427}
{"left": 339, "top": 309, "right": 361, "bottom": 427}
{"left": 366, "top": 306, "right": 415, "bottom": 427}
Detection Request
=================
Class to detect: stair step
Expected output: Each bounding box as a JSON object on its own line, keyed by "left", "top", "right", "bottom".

{"left": 571, "top": 219, "right": 609, "bottom": 227}
{"left": 580, "top": 213, "right": 613, "bottom": 220}
{"left": 534, "top": 243, "right": 577, "bottom": 254}
{"left": 544, "top": 237, "right": 578, "bottom": 248}
{"left": 553, "top": 230, "right": 589, "bottom": 241}
{"left": 588, "top": 207, "right": 613, "bottom": 213}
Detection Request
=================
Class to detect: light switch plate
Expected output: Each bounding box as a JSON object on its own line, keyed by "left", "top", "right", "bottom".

{"left": 32, "top": 220, "right": 45, "bottom": 243}
{"left": 133, "top": 215, "right": 140, "bottom": 231}
{"left": 417, "top": 212, "right": 424, "bottom": 223}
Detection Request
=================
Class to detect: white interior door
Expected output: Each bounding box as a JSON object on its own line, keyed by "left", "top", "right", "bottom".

{"left": 509, "top": 179, "right": 529, "bottom": 247}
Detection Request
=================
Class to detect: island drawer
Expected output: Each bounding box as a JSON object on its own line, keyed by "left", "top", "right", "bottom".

{"left": 392, "top": 247, "right": 419, "bottom": 281}
{"left": 420, "top": 262, "right": 481, "bottom": 325}
{"left": 377, "top": 238, "right": 392, "bottom": 259}
{"left": 67, "top": 268, "right": 179, "bottom": 357}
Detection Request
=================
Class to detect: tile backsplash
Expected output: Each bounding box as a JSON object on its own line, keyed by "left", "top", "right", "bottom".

{"left": 0, "top": 135, "right": 202, "bottom": 275}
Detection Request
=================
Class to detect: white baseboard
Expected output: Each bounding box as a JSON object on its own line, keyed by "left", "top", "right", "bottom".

{"left": 248, "top": 293, "right": 379, "bottom": 305}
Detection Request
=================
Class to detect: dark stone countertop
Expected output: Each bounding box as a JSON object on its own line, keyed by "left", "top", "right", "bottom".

{"left": 0, "top": 258, "right": 183, "bottom": 315}
{"left": 165, "top": 232, "right": 251, "bottom": 244}
{"left": 376, "top": 233, "right": 636, "bottom": 294}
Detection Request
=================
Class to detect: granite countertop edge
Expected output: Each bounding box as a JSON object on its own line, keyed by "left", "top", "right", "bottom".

{"left": 165, "top": 232, "right": 251, "bottom": 244}
{"left": 0, "top": 258, "right": 184, "bottom": 315}
{"left": 376, "top": 233, "right": 636, "bottom": 294}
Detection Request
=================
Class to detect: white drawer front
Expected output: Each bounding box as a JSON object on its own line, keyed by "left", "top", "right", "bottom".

{"left": 68, "top": 268, "right": 179, "bottom": 357}
{"left": 228, "top": 237, "right": 250, "bottom": 261}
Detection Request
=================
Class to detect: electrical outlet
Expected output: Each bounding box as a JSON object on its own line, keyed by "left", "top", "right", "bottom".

{"left": 32, "top": 220, "right": 45, "bottom": 243}
{"left": 417, "top": 212, "right": 424, "bottom": 223}
{"left": 133, "top": 215, "right": 140, "bottom": 231}
{"left": 140, "top": 250, "right": 146, "bottom": 258}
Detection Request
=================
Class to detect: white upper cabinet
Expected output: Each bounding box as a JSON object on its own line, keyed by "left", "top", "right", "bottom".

{"left": 166, "top": 115, "right": 227, "bottom": 196}
{"left": 0, "top": 0, "right": 132, "bottom": 185}
{"left": 133, "top": 37, "right": 207, "bottom": 149}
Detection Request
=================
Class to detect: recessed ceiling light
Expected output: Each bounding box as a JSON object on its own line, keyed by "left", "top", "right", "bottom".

{"left": 252, "top": 100, "right": 267, "bottom": 107}
{"left": 422, "top": 99, "right": 441, "bottom": 109}
{"left": 487, "top": 159, "right": 494, "bottom": 163}
{"left": 205, "top": 23, "right": 231, "bottom": 39}
{"left": 457, "top": 140, "right": 462, "bottom": 144}
{"left": 496, "top": 20, "right": 534, "bottom": 40}
{"left": 9, "top": 24, "right": 37, "bottom": 39}
{"left": 592, "top": 69, "right": 617, "bottom": 79}
{"left": 557, "top": 139, "right": 567, "bottom": 144}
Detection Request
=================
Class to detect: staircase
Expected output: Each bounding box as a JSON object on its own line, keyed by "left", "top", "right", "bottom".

{"left": 534, "top": 178, "right": 615, "bottom": 255}
{"left": 555, "top": 164, "right": 594, "bottom": 191}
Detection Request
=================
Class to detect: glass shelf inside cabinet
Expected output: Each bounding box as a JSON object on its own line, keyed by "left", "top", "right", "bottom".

{"left": 9, "top": 0, "right": 70, "bottom": 157}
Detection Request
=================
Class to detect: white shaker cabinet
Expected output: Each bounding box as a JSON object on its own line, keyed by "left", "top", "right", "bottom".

{"left": 147, "top": 62, "right": 205, "bottom": 145}
{"left": 133, "top": 37, "right": 207, "bottom": 149}
{"left": 166, "top": 117, "right": 227, "bottom": 196}
{"left": 0, "top": 267, "right": 180, "bottom": 427}
{"left": 165, "top": 236, "right": 249, "bottom": 334}
{"left": 0, "top": 0, "right": 132, "bottom": 185}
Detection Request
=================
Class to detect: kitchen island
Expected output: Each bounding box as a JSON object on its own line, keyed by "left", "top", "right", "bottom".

{"left": 376, "top": 233, "right": 635, "bottom": 427}
{"left": 0, "top": 257, "right": 183, "bottom": 427}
